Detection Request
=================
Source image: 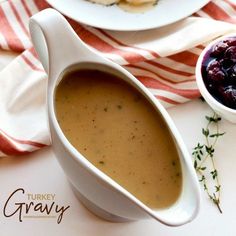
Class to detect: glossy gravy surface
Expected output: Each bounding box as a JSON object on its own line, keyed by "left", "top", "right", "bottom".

{"left": 55, "top": 70, "right": 182, "bottom": 209}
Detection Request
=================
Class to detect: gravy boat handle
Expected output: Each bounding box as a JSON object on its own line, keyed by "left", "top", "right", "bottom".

{"left": 29, "top": 8, "right": 101, "bottom": 87}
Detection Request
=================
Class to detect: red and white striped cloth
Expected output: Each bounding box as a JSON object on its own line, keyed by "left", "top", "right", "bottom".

{"left": 1, "top": 0, "right": 236, "bottom": 156}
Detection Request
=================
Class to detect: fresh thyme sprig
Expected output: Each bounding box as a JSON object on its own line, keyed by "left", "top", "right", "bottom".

{"left": 192, "top": 112, "right": 225, "bottom": 213}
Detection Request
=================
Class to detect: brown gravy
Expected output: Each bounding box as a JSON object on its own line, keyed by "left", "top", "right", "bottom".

{"left": 55, "top": 69, "right": 182, "bottom": 209}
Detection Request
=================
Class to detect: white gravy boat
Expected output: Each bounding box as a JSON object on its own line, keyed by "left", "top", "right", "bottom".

{"left": 29, "top": 8, "right": 201, "bottom": 226}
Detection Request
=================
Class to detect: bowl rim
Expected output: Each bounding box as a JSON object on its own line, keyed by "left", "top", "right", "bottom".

{"left": 196, "top": 34, "right": 236, "bottom": 115}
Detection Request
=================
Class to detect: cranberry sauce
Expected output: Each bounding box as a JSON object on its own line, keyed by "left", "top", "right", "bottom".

{"left": 201, "top": 37, "right": 236, "bottom": 109}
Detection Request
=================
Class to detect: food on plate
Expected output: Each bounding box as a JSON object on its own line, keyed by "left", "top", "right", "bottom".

{"left": 55, "top": 69, "right": 182, "bottom": 209}
{"left": 88, "top": 0, "right": 119, "bottom": 5}
{"left": 125, "top": 0, "right": 156, "bottom": 5}
{"left": 88, "top": 0, "right": 158, "bottom": 13}
{"left": 201, "top": 36, "right": 236, "bottom": 109}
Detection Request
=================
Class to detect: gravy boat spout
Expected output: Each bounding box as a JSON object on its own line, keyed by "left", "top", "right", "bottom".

{"left": 29, "top": 8, "right": 201, "bottom": 226}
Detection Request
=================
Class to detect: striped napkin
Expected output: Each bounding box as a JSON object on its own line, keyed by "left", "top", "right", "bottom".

{"left": 0, "top": 0, "right": 236, "bottom": 156}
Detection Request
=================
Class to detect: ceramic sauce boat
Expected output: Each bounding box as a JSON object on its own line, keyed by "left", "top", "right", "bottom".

{"left": 29, "top": 8, "right": 200, "bottom": 226}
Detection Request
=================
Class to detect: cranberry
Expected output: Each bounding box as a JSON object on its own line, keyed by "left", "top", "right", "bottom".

{"left": 207, "top": 67, "right": 225, "bottom": 84}
{"left": 220, "top": 86, "right": 236, "bottom": 109}
{"left": 224, "top": 46, "right": 236, "bottom": 60}
{"left": 207, "top": 60, "right": 220, "bottom": 71}
{"left": 219, "top": 58, "right": 235, "bottom": 70}
{"left": 223, "top": 37, "right": 236, "bottom": 46}
{"left": 211, "top": 41, "right": 228, "bottom": 57}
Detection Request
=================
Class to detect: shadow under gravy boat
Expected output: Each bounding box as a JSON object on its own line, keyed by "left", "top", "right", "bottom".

{"left": 29, "top": 8, "right": 201, "bottom": 226}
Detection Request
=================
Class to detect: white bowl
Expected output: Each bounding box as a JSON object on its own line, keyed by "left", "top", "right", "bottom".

{"left": 196, "top": 35, "right": 236, "bottom": 123}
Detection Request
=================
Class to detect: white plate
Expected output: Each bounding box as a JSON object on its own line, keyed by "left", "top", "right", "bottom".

{"left": 46, "top": 0, "right": 210, "bottom": 31}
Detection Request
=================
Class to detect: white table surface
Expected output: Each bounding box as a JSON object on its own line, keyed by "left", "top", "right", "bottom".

{"left": 1, "top": 48, "right": 236, "bottom": 236}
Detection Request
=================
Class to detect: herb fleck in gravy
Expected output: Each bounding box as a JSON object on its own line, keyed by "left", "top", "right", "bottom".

{"left": 55, "top": 70, "right": 182, "bottom": 209}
